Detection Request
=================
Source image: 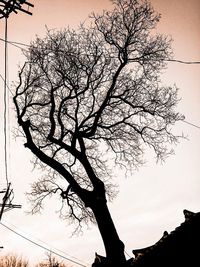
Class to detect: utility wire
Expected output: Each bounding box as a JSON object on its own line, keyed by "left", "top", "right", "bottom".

{"left": 4, "top": 17, "right": 9, "bottom": 186}
{"left": 1, "top": 72, "right": 200, "bottom": 133}
{"left": 0, "top": 37, "right": 30, "bottom": 47}
{"left": 0, "top": 37, "right": 29, "bottom": 51}
{"left": 125, "top": 250, "right": 132, "bottom": 258}
{"left": 2, "top": 219, "right": 89, "bottom": 266}
{"left": 183, "top": 120, "right": 200, "bottom": 130}
{"left": 1, "top": 37, "right": 200, "bottom": 65}
{"left": 167, "top": 59, "right": 200, "bottom": 64}
{"left": 0, "top": 221, "right": 88, "bottom": 267}
{"left": 0, "top": 73, "right": 14, "bottom": 96}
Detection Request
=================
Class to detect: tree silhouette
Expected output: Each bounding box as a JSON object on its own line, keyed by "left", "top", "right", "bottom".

{"left": 0, "top": 254, "right": 28, "bottom": 267}
{"left": 13, "top": 0, "right": 184, "bottom": 266}
{"left": 36, "top": 252, "right": 69, "bottom": 267}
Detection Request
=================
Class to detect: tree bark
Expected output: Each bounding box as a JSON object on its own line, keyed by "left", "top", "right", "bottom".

{"left": 91, "top": 200, "right": 126, "bottom": 266}
{"left": 80, "top": 179, "right": 126, "bottom": 266}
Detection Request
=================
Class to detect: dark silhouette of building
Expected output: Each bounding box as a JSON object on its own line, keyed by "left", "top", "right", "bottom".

{"left": 92, "top": 209, "right": 200, "bottom": 266}
{"left": 132, "top": 209, "right": 200, "bottom": 266}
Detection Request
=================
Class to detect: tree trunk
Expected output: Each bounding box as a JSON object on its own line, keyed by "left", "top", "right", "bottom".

{"left": 91, "top": 199, "right": 126, "bottom": 266}
{"left": 78, "top": 178, "right": 126, "bottom": 266}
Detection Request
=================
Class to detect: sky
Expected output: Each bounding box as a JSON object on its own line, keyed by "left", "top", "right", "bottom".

{"left": 0, "top": 0, "right": 200, "bottom": 266}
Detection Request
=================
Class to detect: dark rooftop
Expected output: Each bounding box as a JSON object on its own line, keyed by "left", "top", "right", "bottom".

{"left": 132, "top": 209, "right": 200, "bottom": 266}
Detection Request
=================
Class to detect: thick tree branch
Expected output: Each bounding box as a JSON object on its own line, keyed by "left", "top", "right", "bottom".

{"left": 17, "top": 118, "right": 82, "bottom": 195}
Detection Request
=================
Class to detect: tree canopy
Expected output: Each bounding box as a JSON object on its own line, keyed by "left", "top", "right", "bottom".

{"left": 13, "top": 0, "right": 183, "bottom": 230}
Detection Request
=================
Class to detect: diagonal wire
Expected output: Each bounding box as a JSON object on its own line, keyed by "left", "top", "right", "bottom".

{"left": 0, "top": 37, "right": 29, "bottom": 51}
{"left": 2, "top": 219, "right": 90, "bottom": 266}
{"left": 0, "top": 37, "right": 30, "bottom": 47}
{"left": 0, "top": 73, "right": 14, "bottom": 96}
{"left": 183, "top": 120, "right": 200, "bottom": 130}
{"left": 0, "top": 221, "right": 89, "bottom": 267}
{"left": 0, "top": 37, "right": 200, "bottom": 65}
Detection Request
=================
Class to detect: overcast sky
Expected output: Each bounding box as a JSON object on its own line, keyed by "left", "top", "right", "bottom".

{"left": 0, "top": 1, "right": 200, "bottom": 266}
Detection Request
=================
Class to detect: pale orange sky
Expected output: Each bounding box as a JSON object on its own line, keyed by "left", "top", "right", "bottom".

{"left": 0, "top": 1, "right": 200, "bottom": 266}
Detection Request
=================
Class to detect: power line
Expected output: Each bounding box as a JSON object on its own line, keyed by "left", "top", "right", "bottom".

{"left": 4, "top": 16, "right": 9, "bottom": 186}
{"left": 125, "top": 250, "right": 132, "bottom": 258}
{"left": 167, "top": 59, "right": 200, "bottom": 65}
{"left": 0, "top": 221, "right": 88, "bottom": 267}
{"left": 183, "top": 120, "right": 200, "bottom": 130}
{"left": 0, "top": 37, "right": 200, "bottom": 66}
{"left": 1, "top": 71, "right": 200, "bottom": 135}
{"left": 0, "top": 73, "right": 14, "bottom": 96}
{"left": 3, "top": 220, "right": 89, "bottom": 266}
{"left": 0, "top": 37, "right": 29, "bottom": 50}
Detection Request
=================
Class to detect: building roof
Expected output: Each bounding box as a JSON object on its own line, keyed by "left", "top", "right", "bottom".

{"left": 132, "top": 209, "right": 200, "bottom": 266}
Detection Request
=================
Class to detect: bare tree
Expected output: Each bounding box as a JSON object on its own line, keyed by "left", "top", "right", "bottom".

{"left": 13, "top": 0, "right": 184, "bottom": 266}
{"left": 0, "top": 254, "right": 29, "bottom": 267}
{"left": 36, "top": 252, "right": 70, "bottom": 267}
